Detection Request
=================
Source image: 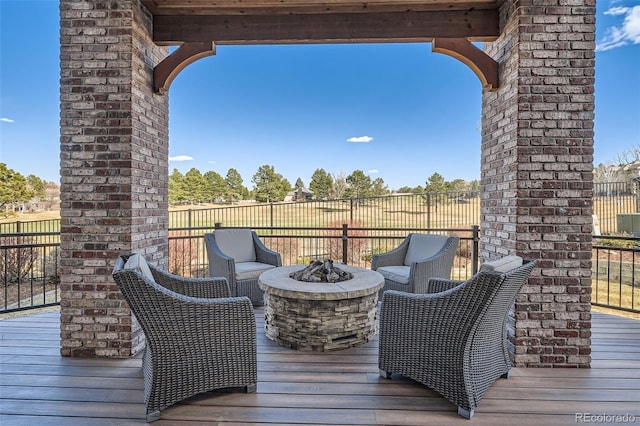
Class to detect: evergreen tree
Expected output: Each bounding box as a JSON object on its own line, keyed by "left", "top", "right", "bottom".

{"left": 371, "top": 177, "right": 389, "bottom": 196}
{"left": 252, "top": 164, "right": 291, "bottom": 202}
{"left": 168, "top": 168, "right": 188, "bottom": 205}
{"left": 225, "top": 168, "right": 248, "bottom": 202}
{"left": 424, "top": 172, "right": 448, "bottom": 193}
{"left": 0, "top": 163, "right": 34, "bottom": 211}
{"left": 447, "top": 178, "right": 467, "bottom": 192}
{"left": 203, "top": 170, "right": 227, "bottom": 202}
{"left": 26, "top": 175, "right": 46, "bottom": 200}
{"left": 294, "top": 177, "right": 305, "bottom": 189}
{"left": 344, "top": 170, "right": 373, "bottom": 199}
{"left": 184, "top": 168, "right": 208, "bottom": 203}
{"left": 310, "top": 168, "right": 334, "bottom": 199}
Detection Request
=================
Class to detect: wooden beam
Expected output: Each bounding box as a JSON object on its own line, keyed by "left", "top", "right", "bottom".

{"left": 432, "top": 38, "right": 498, "bottom": 91}
{"left": 153, "top": 42, "right": 216, "bottom": 94}
{"left": 153, "top": 10, "right": 499, "bottom": 45}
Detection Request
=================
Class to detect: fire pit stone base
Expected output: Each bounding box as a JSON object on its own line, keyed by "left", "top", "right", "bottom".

{"left": 263, "top": 291, "right": 378, "bottom": 351}
{"left": 258, "top": 264, "right": 384, "bottom": 352}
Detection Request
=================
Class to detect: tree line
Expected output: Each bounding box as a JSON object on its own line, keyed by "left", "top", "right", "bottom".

{"left": 0, "top": 161, "right": 481, "bottom": 216}
{"left": 0, "top": 163, "right": 60, "bottom": 218}
{"left": 168, "top": 165, "right": 481, "bottom": 205}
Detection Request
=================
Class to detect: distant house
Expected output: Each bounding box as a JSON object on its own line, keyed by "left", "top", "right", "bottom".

{"left": 284, "top": 187, "right": 313, "bottom": 202}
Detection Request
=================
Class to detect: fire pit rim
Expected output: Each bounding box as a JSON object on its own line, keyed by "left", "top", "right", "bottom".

{"left": 258, "top": 264, "right": 384, "bottom": 301}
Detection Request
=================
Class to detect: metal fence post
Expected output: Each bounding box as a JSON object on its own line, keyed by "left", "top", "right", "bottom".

{"left": 350, "top": 199, "right": 354, "bottom": 222}
{"left": 426, "top": 194, "right": 431, "bottom": 229}
{"left": 472, "top": 225, "right": 480, "bottom": 274}
{"left": 270, "top": 202, "right": 274, "bottom": 234}
{"left": 342, "top": 223, "right": 348, "bottom": 264}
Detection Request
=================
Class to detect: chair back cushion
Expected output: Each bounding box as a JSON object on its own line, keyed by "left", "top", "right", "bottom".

{"left": 479, "top": 255, "right": 523, "bottom": 273}
{"left": 404, "top": 234, "right": 450, "bottom": 266}
{"left": 123, "top": 253, "right": 154, "bottom": 280}
{"left": 215, "top": 229, "right": 257, "bottom": 263}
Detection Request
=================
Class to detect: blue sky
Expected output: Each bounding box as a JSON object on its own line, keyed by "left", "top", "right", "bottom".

{"left": 1, "top": 1, "right": 639, "bottom": 191}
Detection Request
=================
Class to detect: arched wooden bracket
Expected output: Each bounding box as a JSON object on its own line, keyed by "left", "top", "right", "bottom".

{"left": 432, "top": 38, "right": 498, "bottom": 92}
{"left": 154, "top": 42, "right": 216, "bottom": 94}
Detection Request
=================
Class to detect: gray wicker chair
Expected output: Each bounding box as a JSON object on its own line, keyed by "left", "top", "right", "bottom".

{"left": 112, "top": 253, "right": 257, "bottom": 422}
{"left": 371, "top": 233, "right": 459, "bottom": 297}
{"left": 204, "top": 229, "right": 282, "bottom": 305}
{"left": 378, "top": 257, "right": 536, "bottom": 419}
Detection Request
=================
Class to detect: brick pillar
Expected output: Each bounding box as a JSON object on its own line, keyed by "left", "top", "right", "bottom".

{"left": 59, "top": 0, "right": 169, "bottom": 357}
{"left": 481, "top": 0, "right": 594, "bottom": 367}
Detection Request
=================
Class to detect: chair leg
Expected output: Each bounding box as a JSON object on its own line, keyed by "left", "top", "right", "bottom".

{"left": 501, "top": 369, "right": 511, "bottom": 379}
{"left": 246, "top": 383, "right": 257, "bottom": 393}
{"left": 457, "top": 406, "right": 474, "bottom": 419}
{"left": 146, "top": 411, "right": 161, "bottom": 422}
{"left": 379, "top": 369, "right": 391, "bottom": 379}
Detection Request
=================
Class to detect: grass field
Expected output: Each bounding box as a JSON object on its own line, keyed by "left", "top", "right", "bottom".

{"left": 3, "top": 194, "right": 635, "bottom": 234}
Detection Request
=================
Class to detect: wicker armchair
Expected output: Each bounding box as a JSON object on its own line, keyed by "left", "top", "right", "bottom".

{"left": 371, "top": 233, "right": 459, "bottom": 297}
{"left": 378, "top": 257, "right": 536, "bottom": 419}
{"left": 112, "top": 253, "right": 257, "bottom": 422}
{"left": 204, "top": 229, "right": 282, "bottom": 305}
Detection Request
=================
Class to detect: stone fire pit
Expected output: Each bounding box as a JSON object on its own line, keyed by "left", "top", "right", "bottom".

{"left": 258, "top": 264, "right": 384, "bottom": 351}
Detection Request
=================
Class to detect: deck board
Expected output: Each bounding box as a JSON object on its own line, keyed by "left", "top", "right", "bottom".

{"left": 1, "top": 310, "right": 639, "bottom": 425}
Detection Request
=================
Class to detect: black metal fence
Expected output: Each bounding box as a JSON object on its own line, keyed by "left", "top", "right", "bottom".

{"left": 593, "top": 181, "right": 640, "bottom": 235}
{"left": 1, "top": 189, "right": 639, "bottom": 314}
{"left": 592, "top": 235, "right": 640, "bottom": 313}
{"left": 2, "top": 184, "right": 637, "bottom": 235}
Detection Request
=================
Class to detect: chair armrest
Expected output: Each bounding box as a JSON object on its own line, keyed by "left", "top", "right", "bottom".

{"left": 148, "top": 263, "right": 231, "bottom": 298}
{"left": 372, "top": 236, "right": 411, "bottom": 269}
{"left": 252, "top": 232, "right": 282, "bottom": 266}
{"left": 130, "top": 279, "right": 256, "bottom": 361}
{"left": 379, "top": 288, "right": 479, "bottom": 355}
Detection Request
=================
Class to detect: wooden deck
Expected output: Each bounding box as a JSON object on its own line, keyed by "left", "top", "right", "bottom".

{"left": 1, "top": 309, "right": 639, "bottom": 425}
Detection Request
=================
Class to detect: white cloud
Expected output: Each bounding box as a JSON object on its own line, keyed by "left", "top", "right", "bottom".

{"left": 169, "top": 155, "right": 194, "bottom": 161}
{"left": 347, "top": 136, "right": 373, "bottom": 143}
{"left": 368, "top": 169, "right": 379, "bottom": 174}
{"left": 207, "top": 160, "right": 216, "bottom": 164}
{"left": 0, "top": 117, "right": 15, "bottom": 123}
{"left": 597, "top": 5, "right": 640, "bottom": 51}
{"left": 605, "top": 6, "right": 631, "bottom": 16}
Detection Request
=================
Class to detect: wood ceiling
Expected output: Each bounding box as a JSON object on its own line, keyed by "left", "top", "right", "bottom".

{"left": 141, "top": 0, "right": 503, "bottom": 45}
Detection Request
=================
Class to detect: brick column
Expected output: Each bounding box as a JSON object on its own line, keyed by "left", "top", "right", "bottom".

{"left": 59, "top": 0, "right": 169, "bottom": 357}
{"left": 481, "top": 0, "right": 595, "bottom": 367}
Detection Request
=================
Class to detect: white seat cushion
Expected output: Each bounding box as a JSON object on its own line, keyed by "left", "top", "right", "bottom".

{"left": 404, "top": 234, "right": 449, "bottom": 266}
{"left": 480, "top": 255, "right": 523, "bottom": 273}
{"left": 377, "top": 265, "right": 411, "bottom": 285}
{"left": 215, "top": 229, "right": 256, "bottom": 263}
{"left": 124, "top": 253, "right": 154, "bottom": 280}
{"left": 235, "top": 262, "right": 276, "bottom": 281}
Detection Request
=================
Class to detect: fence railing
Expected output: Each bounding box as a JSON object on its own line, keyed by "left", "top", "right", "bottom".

{"left": 592, "top": 235, "right": 640, "bottom": 313}
{"left": 2, "top": 227, "right": 638, "bottom": 314}
{"left": 1, "top": 187, "right": 639, "bottom": 314}
{"left": 2, "top": 185, "right": 637, "bottom": 235}
{"left": 1, "top": 225, "right": 478, "bottom": 314}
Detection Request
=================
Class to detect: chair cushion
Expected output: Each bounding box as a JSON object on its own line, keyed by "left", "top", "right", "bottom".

{"left": 235, "top": 262, "right": 276, "bottom": 281}
{"left": 124, "top": 253, "right": 154, "bottom": 280}
{"left": 377, "top": 265, "right": 411, "bottom": 284}
{"left": 404, "top": 234, "right": 450, "bottom": 266}
{"left": 480, "top": 255, "right": 523, "bottom": 273}
{"left": 215, "top": 229, "right": 256, "bottom": 263}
